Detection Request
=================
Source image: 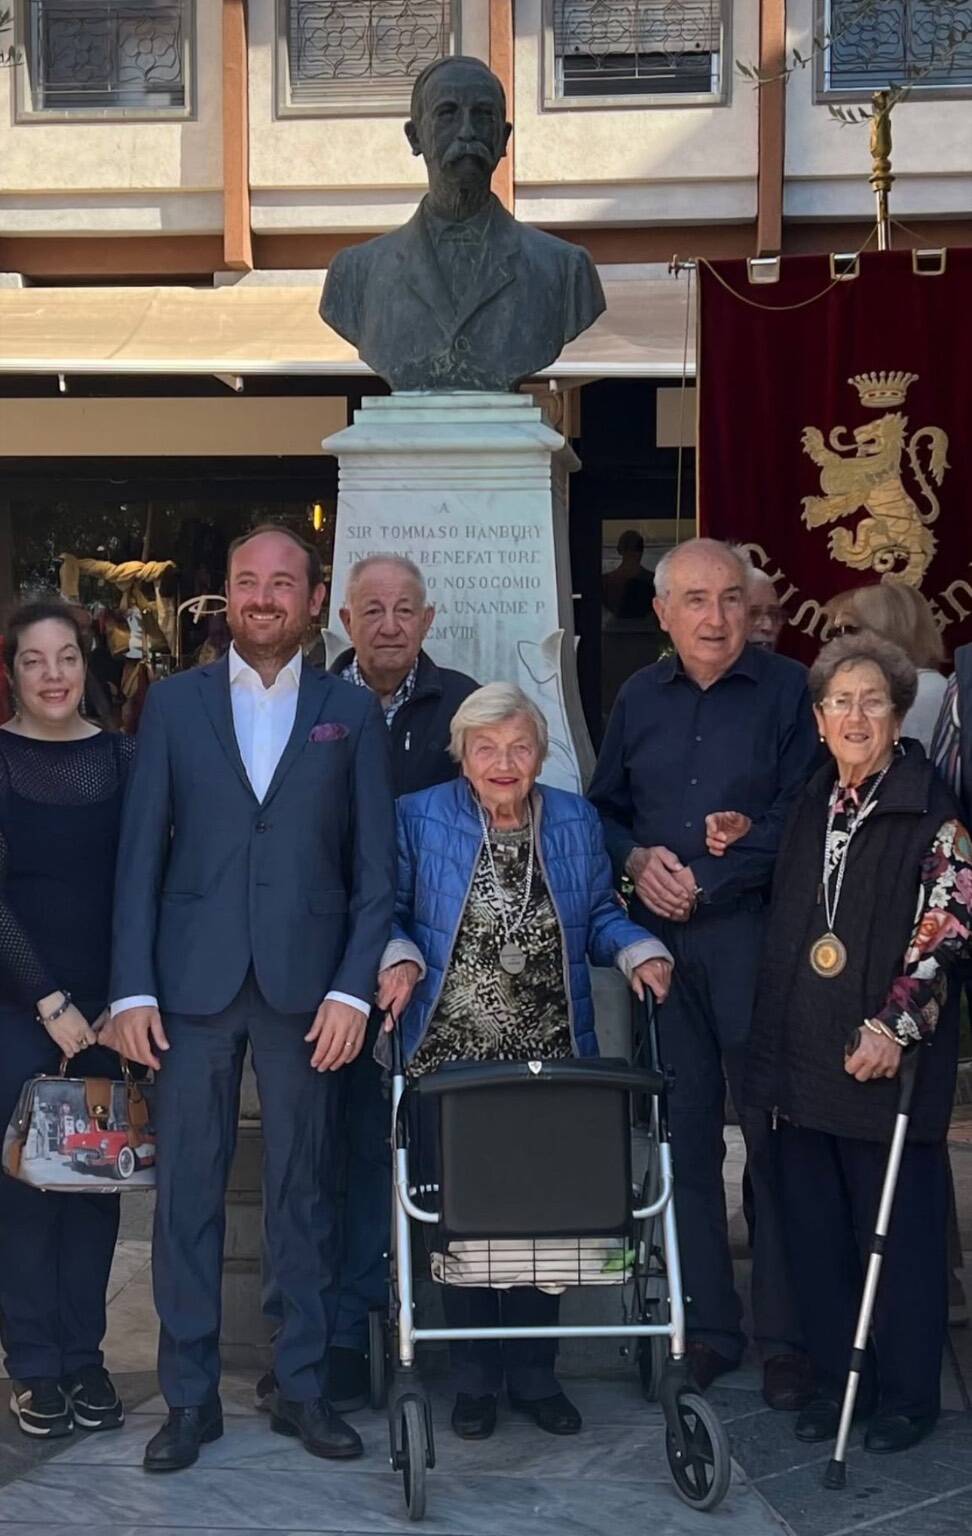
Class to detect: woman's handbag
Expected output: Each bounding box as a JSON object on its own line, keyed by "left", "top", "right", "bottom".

{"left": 2, "top": 1059, "right": 156, "bottom": 1193}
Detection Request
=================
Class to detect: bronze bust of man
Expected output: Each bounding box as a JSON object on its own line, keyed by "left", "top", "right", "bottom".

{"left": 320, "top": 56, "right": 606, "bottom": 392}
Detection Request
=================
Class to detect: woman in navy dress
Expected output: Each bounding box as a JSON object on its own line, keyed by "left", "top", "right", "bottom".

{"left": 0, "top": 600, "right": 134, "bottom": 1439}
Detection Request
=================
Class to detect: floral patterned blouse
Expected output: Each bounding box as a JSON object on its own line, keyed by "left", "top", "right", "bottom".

{"left": 831, "top": 774, "right": 972, "bottom": 1045}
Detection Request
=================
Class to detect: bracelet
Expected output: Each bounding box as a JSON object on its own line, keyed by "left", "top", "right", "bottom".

{"left": 863, "top": 1017, "right": 901, "bottom": 1045}
{"left": 38, "top": 992, "right": 72, "bottom": 1025}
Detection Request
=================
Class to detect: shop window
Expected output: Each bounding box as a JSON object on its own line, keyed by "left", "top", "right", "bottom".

{"left": 21, "top": 0, "right": 193, "bottom": 115}
{"left": 280, "top": 0, "right": 457, "bottom": 115}
{"left": 545, "top": 0, "right": 727, "bottom": 107}
{"left": 818, "top": 0, "right": 972, "bottom": 97}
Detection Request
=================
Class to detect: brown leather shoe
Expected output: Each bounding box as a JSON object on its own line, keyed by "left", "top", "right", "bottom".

{"left": 763, "top": 1353, "right": 814, "bottom": 1413}
{"left": 685, "top": 1341, "right": 739, "bottom": 1392}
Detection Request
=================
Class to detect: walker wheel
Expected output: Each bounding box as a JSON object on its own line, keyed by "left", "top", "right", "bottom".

{"left": 368, "top": 1309, "right": 387, "bottom": 1410}
{"left": 399, "top": 1397, "right": 428, "bottom": 1521}
{"left": 665, "top": 1392, "right": 732, "bottom": 1511}
{"left": 636, "top": 1300, "right": 670, "bottom": 1403}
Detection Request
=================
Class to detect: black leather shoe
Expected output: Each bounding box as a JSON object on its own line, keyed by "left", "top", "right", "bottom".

{"left": 794, "top": 1394, "right": 874, "bottom": 1444}
{"left": 864, "top": 1412, "right": 938, "bottom": 1454}
{"left": 326, "top": 1347, "right": 369, "bottom": 1414}
{"left": 763, "top": 1353, "right": 815, "bottom": 1413}
{"left": 143, "top": 1402, "right": 223, "bottom": 1472}
{"left": 254, "top": 1370, "right": 277, "bottom": 1413}
{"left": 270, "top": 1396, "right": 363, "bottom": 1460}
{"left": 510, "top": 1391, "right": 582, "bottom": 1436}
{"left": 686, "top": 1341, "right": 740, "bottom": 1393}
{"left": 451, "top": 1393, "right": 497, "bottom": 1440}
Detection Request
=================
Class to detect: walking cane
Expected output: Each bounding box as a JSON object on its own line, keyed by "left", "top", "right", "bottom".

{"left": 823, "top": 1033, "right": 921, "bottom": 1490}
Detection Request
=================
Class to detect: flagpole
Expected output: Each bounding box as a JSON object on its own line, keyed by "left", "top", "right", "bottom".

{"left": 869, "top": 90, "right": 894, "bottom": 253}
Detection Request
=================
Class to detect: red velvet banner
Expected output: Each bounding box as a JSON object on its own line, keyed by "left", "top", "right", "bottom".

{"left": 697, "top": 249, "right": 972, "bottom": 664}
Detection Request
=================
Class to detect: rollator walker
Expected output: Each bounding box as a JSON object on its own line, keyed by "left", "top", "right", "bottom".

{"left": 369, "top": 999, "right": 732, "bottom": 1521}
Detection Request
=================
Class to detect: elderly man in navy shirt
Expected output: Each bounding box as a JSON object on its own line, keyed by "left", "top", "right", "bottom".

{"left": 589, "top": 538, "right": 819, "bottom": 1410}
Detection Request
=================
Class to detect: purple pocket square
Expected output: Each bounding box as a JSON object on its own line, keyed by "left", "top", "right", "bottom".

{"left": 309, "top": 722, "right": 349, "bottom": 743}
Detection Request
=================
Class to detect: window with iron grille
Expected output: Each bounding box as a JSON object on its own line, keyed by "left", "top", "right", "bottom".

{"left": 281, "top": 0, "right": 457, "bottom": 114}
{"left": 23, "top": 0, "right": 192, "bottom": 114}
{"left": 819, "top": 1, "right": 972, "bottom": 96}
{"left": 548, "top": 0, "right": 726, "bottom": 104}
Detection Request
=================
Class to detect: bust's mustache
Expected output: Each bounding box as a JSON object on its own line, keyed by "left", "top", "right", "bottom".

{"left": 441, "top": 139, "right": 495, "bottom": 170}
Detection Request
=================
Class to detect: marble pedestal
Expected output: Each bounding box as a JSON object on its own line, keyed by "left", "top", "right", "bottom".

{"left": 323, "top": 391, "right": 594, "bottom": 792}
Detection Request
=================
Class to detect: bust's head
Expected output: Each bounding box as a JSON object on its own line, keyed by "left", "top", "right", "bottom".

{"left": 405, "top": 56, "right": 511, "bottom": 217}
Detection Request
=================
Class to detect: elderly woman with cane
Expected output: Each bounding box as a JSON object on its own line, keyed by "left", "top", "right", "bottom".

{"left": 376, "top": 682, "right": 673, "bottom": 1443}
{"left": 745, "top": 634, "right": 972, "bottom": 1456}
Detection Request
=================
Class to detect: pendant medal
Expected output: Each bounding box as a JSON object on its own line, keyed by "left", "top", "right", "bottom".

{"left": 499, "top": 941, "right": 527, "bottom": 976}
{"left": 809, "top": 933, "right": 847, "bottom": 978}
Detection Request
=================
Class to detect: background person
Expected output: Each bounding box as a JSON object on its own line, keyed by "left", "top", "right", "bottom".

{"left": 746, "top": 634, "right": 970, "bottom": 1454}
{"left": 104, "top": 526, "right": 395, "bottom": 1473}
{"left": 0, "top": 600, "right": 132, "bottom": 1440}
{"left": 259, "top": 554, "right": 478, "bottom": 1415}
{"left": 745, "top": 566, "right": 787, "bottom": 652}
{"left": 377, "top": 683, "right": 672, "bottom": 1443}
{"left": 588, "top": 537, "right": 820, "bottom": 1408}
{"left": 826, "top": 581, "right": 946, "bottom": 751}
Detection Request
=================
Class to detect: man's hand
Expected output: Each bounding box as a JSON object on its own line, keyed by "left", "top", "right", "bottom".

{"left": 629, "top": 957, "right": 673, "bottom": 1004}
{"left": 377, "top": 962, "right": 421, "bottom": 1029}
{"left": 705, "top": 811, "right": 752, "bottom": 858}
{"left": 103, "top": 1006, "right": 169, "bottom": 1070}
{"left": 627, "top": 846, "right": 696, "bottom": 922}
{"left": 306, "top": 998, "right": 369, "bottom": 1072}
{"left": 845, "top": 1028, "right": 902, "bottom": 1082}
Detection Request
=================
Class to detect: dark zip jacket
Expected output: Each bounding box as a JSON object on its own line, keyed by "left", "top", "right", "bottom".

{"left": 330, "top": 648, "right": 478, "bottom": 798}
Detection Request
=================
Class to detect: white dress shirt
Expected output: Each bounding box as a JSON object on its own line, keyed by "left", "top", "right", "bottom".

{"left": 112, "top": 644, "right": 370, "bottom": 1020}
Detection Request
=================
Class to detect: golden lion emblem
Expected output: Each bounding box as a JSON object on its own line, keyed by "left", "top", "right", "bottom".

{"left": 801, "top": 372, "right": 949, "bottom": 586}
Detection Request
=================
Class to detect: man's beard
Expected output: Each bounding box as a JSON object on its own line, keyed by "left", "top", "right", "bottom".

{"left": 429, "top": 155, "right": 493, "bottom": 220}
{"left": 230, "top": 608, "right": 305, "bottom": 665}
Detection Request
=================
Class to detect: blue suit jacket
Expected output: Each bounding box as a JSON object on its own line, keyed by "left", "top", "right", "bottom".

{"left": 111, "top": 656, "right": 395, "bottom": 1016}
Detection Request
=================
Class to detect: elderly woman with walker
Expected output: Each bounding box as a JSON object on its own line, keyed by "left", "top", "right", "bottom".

{"left": 746, "top": 634, "right": 972, "bottom": 1468}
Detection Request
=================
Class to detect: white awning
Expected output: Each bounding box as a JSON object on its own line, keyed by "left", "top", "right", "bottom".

{"left": 0, "top": 269, "right": 696, "bottom": 380}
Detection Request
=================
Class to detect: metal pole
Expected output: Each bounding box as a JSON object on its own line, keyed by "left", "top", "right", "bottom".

{"left": 869, "top": 91, "right": 894, "bottom": 253}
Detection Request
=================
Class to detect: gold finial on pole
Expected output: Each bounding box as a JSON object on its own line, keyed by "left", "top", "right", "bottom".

{"left": 869, "top": 90, "right": 894, "bottom": 252}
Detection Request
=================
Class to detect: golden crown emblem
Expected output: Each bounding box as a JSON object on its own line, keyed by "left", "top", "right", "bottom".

{"left": 847, "top": 370, "right": 919, "bottom": 409}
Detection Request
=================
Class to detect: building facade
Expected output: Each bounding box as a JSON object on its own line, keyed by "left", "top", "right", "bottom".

{"left": 1, "top": 0, "right": 970, "bottom": 735}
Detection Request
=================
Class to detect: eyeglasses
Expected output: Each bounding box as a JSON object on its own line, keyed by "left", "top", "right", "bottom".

{"left": 818, "top": 695, "right": 894, "bottom": 718}
{"left": 829, "top": 622, "right": 860, "bottom": 638}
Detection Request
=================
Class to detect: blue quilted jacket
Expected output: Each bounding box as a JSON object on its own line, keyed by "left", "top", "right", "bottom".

{"left": 392, "top": 775, "right": 663, "bottom": 1062}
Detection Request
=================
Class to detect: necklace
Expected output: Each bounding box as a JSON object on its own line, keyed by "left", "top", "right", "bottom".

{"left": 810, "top": 764, "right": 891, "bottom": 978}
{"left": 475, "top": 798, "right": 535, "bottom": 976}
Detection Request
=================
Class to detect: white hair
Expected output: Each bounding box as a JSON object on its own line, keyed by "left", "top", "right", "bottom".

{"left": 344, "top": 553, "right": 427, "bottom": 605}
{"left": 449, "top": 683, "right": 549, "bottom": 764}
{"left": 728, "top": 545, "right": 777, "bottom": 594}
{"left": 654, "top": 538, "right": 751, "bottom": 600}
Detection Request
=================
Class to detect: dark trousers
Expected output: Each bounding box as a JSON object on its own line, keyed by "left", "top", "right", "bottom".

{"left": 441, "top": 1285, "right": 561, "bottom": 1400}
{"left": 652, "top": 903, "right": 801, "bottom": 1361}
{"left": 331, "top": 1013, "right": 391, "bottom": 1351}
{"left": 0, "top": 1009, "right": 120, "bottom": 1381}
{"left": 153, "top": 972, "right": 341, "bottom": 1407}
{"left": 262, "top": 1013, "right": 391, "bottom": 1357}
{"left": 778, "top": 1123, "right": 948, "bottom": 1419}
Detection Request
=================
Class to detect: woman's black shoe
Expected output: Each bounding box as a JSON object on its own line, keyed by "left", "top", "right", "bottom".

{"left": 62, "top": 1366, "right": 124, "bottom": 1431}
{"left": 451, "top": 1393, "right": 497, "bottom": 1440}
{"left": 143, "top": 1402, "right": 224, "bottom": 1472}
{"left": 795, "top": 1395, "right": 874, "bottom": 1444}
{"left": 9, "top": 1379, "right": 73, "bottom": 1439}
{"left": 864, "top": 1412, "right": 938, "bottom": 1454}
{"left": 510, "top": 1391, "right": 582, "bottom": 1436}
{"left": 270, "top": 1397, "right": 363, "bottom": 1459}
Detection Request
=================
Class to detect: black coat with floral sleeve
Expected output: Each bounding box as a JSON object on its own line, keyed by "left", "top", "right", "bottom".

{"left": 745, "top": 741, "right": 966, "bottom": 1144}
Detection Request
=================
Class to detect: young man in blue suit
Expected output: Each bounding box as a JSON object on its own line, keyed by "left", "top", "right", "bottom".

{"left": 105, "top": 526, "right": 395, "bottom": 1472}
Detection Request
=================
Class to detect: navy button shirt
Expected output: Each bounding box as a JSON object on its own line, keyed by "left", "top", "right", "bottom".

{"left": 588, "top": 645, "right": 820, "bottom": 908}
